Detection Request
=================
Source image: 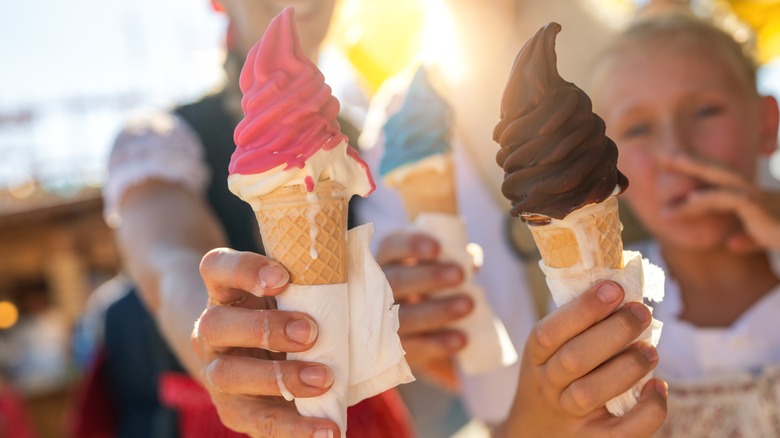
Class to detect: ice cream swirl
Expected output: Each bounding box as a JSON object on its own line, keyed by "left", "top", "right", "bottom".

{"left": 380, "top": 66, "right": 452, "bottom": 177}
{"left": 230, "top": 7, "right": 355, "bottom": 178}
{"left": 493, "top": 22, "right": 628, "bottom": 220}
{"left": 227, "top": 7, "right": 374, "bottom": 204}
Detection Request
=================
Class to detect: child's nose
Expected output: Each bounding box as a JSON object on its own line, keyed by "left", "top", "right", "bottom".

{"left": 658, "top": 119, "right": 695, "bottom": 156}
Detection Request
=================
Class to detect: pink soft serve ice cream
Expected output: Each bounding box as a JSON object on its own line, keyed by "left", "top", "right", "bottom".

{"left": 228, "top": 7, "right": 374, "bottom": 209}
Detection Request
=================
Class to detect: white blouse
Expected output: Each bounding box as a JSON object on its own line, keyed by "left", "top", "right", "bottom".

{"left": 102, "top": 111, "right": 209, "bottom": 227}
{"left": 637, "top": 242, "right": 780, "bottom": 437}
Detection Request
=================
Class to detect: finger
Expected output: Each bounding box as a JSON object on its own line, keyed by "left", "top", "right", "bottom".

{"left": 376, "top": 231, "right": 440, "bottom": 265}
{"left": 560, "top": 343, "right": 658, "bottom": 416}
{"left": 212, "top": 394, "right": 339, "bottom": 438}
{"left": 402, "top": 330, "right": 466, "bottom": 367}
{"left": 726, "top": 232, "right": 762, "bottom": 254}
{"left": 658, "top": 153, "right": 752, "bottom": 191}
{"left": 196, "top": 307, "right": 317, "bottom": 352}
{"left": 200, "top": 248, "right": 290, "bottom": 303}
{"left": 600, "top": 379, "right": 668, "bottom": 437}
{"left": 546, "top": 302, "right": 652, "bottom": 387}
{"left": 673, "top": 190, "right": 763, "bottom": 220}
{"left": 526, "top": 281, "right": 625, "bottom": 365}
{"left": 674, "top": 190, "right": 780, "bottom": 251}
{"left": 397, "top": 294, "right": 473, "bottom": 335}
{"left": 205, "top": 357, "right": 333, "bottom": 398}
{"left": 384, "top": 262, "right": 464, "bottom": 300}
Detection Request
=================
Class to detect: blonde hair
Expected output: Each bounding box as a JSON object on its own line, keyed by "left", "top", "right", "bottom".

{"left": 594, "top": 13, "right": 758, "bottom": 94}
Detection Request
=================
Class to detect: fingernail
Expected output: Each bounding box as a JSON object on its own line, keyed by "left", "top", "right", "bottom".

{"left": 287, "top": 318, "right": 317, "bottom": 345}
{"left": 639, "top": 344, "right": 658, "bottom": 362}
{"left": 257, "top": 264, "right": 289, "bottom": 292}
{"left": 450, "top": 297, "right": 472, "bottom": 315}
{"left": 442, "top": 266, "right": 462, "bottom": 283}
{"left": 597, "top": 281, "right": 621, "bottom": 304}
{"left": 630, "top": 304, "right": 651, "bottom": 323}
{"left": 414, "top": 238, "right": 437, "bottom": 257}
{"left": 655, "top": 380, "right": 669, "bottom": 398}
{"left": 300, "top": 366, "right": 334, "bottom": 388}
{"left": 314, "top": 428, "right": 335, "bottom": 438}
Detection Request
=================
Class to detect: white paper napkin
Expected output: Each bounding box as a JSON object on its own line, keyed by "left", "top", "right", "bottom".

{"left": 540, "top": 250, "right": 664, "bottom": 416}
{"left": 275, "top": 223, "right": 415, "bottom": 437}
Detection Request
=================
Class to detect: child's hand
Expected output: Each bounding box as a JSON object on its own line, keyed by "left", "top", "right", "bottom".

{"left": 376, "top": 231, "right": 473, "bottom": 391}
{"left": 495, "top": 281, "right": 667, "bottom": 438}
{"left": 192, "top": 248, "right": 340, "bottom": 438}
{"left": 660, "top": 153, "right": 780, "bottom": 253}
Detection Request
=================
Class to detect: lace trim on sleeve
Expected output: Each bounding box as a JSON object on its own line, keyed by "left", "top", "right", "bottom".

{"left": 102, "top": 112, "right": 210, "bottom": 227}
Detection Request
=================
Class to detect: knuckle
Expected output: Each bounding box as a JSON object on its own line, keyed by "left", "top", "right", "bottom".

{"left": 199, "top": 248, "right": 225, "bottom": 275}
{"left": 564, "top": 381, "right": 595, "bottom": 414}
{"left": 207, "top": 357, "right": 236, "bottom": 392}
{"left": 554, "top": 348, "right": 582, "bottom": 376}
{"left": 196, "top": 307, "right": 221, "bottom": 345}
{"left": 254, "top": 405, "right": 286, "bottom": 437}
{"left": 249, "top": 310, "right": 270, "bottom": 348}
{"left": 531, "top": 322, "right": 555, "bottom": 352}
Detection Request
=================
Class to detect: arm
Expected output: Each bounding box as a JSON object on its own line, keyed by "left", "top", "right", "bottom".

{"left": 114, "top": 180, "right": 225, "bottom": 376}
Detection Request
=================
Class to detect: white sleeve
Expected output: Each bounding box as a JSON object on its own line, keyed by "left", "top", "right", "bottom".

{"left": 102, "top": 112, "right": 210, "bottom": 227}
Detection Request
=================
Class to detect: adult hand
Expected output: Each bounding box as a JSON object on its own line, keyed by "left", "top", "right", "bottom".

{"left": 377, "top": 231, "right": 473, "bottom": 390}
{"left": 660, "top": 153, "right": 780, "bottom": 253}
{"left": 496, "top": 281, "right": 667, "bottom": 438}
{"left": 192, "top": 248, "right": 340, "bottom": 438}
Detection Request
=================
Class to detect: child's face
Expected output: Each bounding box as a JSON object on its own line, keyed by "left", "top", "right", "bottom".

{"left": 220, "top": 0, "right": 336, "bottom": 58}
{"left": 596, "top": 42, "right": 773, "bottom": 250}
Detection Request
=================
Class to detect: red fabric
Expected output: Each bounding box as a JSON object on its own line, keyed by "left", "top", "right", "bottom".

{"left": 67, "top": 348, "right": 117, "bottom": 438}
{"left": 0, "top": 385, "right": 37, "bottom": 438}
{"left": 159, "top": 372, "right": 415, "bottom": 438}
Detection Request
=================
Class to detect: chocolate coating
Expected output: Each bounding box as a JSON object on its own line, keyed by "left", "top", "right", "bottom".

{"left": 493, "top": 22, "right": 628, "bottom": 220}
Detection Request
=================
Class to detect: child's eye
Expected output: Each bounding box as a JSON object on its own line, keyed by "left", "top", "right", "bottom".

{"left": 622, "top": 123, "right": 650, "bottom": 139}
{"left": 695, "top": 105, "right": 723, "bottom": 118}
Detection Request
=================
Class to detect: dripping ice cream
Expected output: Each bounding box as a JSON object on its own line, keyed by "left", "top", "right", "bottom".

{"left": 226, "top": 7, "right": 412, "bottom": 436}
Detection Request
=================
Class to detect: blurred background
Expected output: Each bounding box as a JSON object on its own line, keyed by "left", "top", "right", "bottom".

{"left": 0, "top": 0, "right": 779, "bottom": 437}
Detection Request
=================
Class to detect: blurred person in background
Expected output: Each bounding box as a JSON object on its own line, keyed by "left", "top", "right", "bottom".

{"left": 99, "top": 0, "right": 411, "bottom": 437}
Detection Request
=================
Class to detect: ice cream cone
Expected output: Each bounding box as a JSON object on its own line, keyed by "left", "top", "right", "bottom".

{"left": 525, "top": 196, "right": 624, "bottom": 270}
{"left": 392, "top": 158, "right": 458, "bottom": 221}
{"left": 254, "top": 180, "right": 348, "bottom": 285}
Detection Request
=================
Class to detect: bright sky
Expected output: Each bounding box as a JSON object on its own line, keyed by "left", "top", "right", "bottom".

{"left": 0, "top": 0, "right": 226, "bottom": 192}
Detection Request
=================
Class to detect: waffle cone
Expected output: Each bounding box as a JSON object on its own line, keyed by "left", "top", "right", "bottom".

{"left": 394, "top": 159, "right": 457, "bottom": 221}
{"left": 527, "top": 196, "right": 624, "bottom": 269}
{"left": 254, "top": 180, "right": 348, "bottom": 285}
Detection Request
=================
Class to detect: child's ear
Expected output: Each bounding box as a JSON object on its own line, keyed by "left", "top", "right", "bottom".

{"left": 759, "top": 95, "right": 779, "bottom": 156}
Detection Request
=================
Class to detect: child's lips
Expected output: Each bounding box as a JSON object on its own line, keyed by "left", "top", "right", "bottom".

{"left": 664, "top": 183, "right": 715, "bottom": 210}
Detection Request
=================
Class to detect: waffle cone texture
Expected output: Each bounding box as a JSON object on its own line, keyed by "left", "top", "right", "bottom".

{"left": 254, "top": 180, "right": 348, "bottom": 285}
{"left": 394, "top": 159, "right": 458, "bottom": 221}
{"left": 527, "top": 196, "right": 624, "bottom": 270}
